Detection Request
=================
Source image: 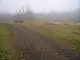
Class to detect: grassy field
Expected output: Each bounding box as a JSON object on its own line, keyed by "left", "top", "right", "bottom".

{"left": 0, "top": 23, "right": 18, "bottom": 60}
{"left": 24, "top": 21, "right": 80, "bottom": 52}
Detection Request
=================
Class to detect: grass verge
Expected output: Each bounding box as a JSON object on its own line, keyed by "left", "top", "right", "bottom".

{"left": 0, "top": 23, "right": 18, "bottom": 60}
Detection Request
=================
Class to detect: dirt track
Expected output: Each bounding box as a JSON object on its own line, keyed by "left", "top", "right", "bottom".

{"left": 4, "top": 23, "right": 77, "bottom": 60}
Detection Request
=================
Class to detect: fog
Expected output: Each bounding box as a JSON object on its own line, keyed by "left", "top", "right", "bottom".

{"left": 0, "top": 0, "right": 79, "bottom": 22}
{"left": 0, "top": 0, "right": 79, "bottom": 13}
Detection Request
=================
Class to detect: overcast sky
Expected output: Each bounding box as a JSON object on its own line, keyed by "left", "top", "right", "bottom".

{"left": 0, "top": 0, "right": 79, "bottom": 13}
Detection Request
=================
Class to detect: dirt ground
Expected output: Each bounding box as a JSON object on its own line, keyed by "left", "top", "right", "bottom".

{"left": 4, "top": 23, "right": 79, "bottom": 60}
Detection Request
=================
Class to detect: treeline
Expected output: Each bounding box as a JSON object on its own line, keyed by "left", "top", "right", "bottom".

{"left": 0, "top": 8, "right": 80, "bottom": 22}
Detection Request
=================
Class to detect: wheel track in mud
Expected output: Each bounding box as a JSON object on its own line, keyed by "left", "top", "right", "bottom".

{"left": 4, "top": 23, "right": 76, "bottom": 60}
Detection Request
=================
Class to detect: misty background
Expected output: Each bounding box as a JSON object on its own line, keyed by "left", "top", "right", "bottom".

{"left": 0, "top": 0, "right": 79, "bottom": 22}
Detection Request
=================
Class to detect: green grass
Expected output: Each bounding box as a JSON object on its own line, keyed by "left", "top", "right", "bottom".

{"left": 24, "top": 21, "right": 80, "bottom": 52}
{"left": 0, "top": 24, "right": 17, "bottom": 60}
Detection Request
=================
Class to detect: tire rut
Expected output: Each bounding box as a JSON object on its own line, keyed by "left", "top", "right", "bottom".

{"left": 6, "top": 23, "right": 76, "bottom": 60}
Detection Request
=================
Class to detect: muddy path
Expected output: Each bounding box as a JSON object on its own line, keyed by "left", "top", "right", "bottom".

{"left": 4, "top": 23, "right": 77, "bottom": 60}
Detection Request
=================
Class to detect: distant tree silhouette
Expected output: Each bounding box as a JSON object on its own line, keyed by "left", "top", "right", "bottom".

{"left": 26, "top": 4, "right": 35, "bottom": 20}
